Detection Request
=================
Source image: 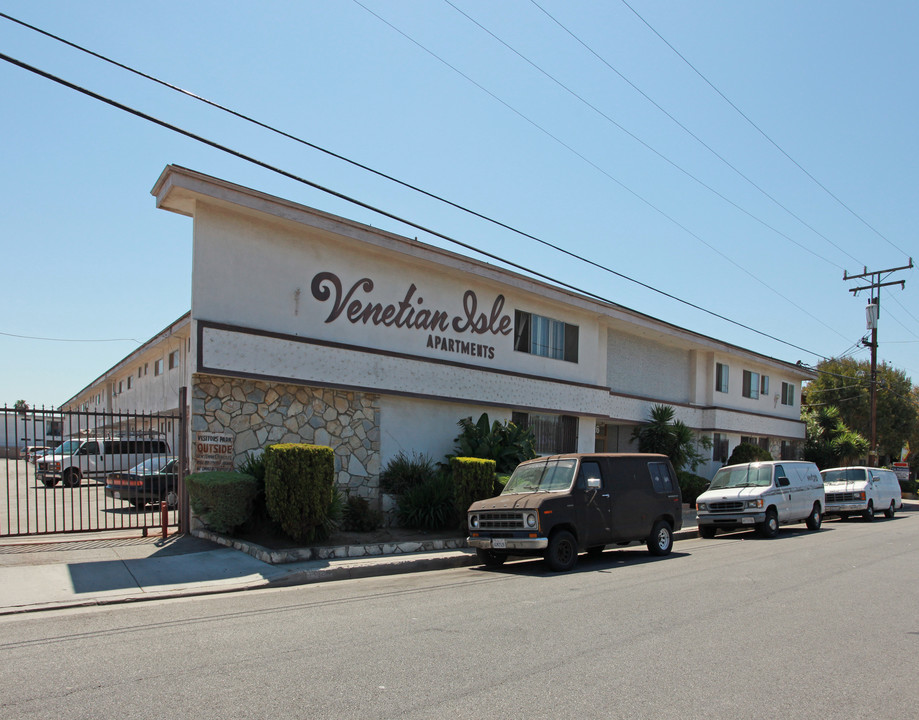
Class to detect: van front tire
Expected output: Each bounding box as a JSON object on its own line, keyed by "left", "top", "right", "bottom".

{"left": 698, "top": 525, "right": 716, "bottom": 539}
{"left": 647, "top": 520, "right": 673, "bottom": 556}
{"left": 862, "top": 502, "right": 875, "bottom": 522}
{"left": 545, "top": 530, "right": 578, "bottom": 572}
{"left": 62, "top": 469, "right": 81, "bottom": 488}
{"left": 758, "top": 509, "right": 779, "bottom": 538}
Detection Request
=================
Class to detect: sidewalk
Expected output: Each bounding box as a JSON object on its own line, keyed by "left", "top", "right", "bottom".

{"left": 0, "top": 504, "right": 708, "bottom": 616}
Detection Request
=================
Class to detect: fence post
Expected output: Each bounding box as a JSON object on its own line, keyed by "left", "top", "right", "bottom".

{"left": 178, "top": 386, "right": 189, "bottom": 533}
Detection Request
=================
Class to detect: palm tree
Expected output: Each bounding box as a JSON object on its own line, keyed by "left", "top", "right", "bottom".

{"left": 803, "top": 406, "right": 869, "bottom": 469}
{"left": 631, "top": 405, "right": 710, "bottom": 473}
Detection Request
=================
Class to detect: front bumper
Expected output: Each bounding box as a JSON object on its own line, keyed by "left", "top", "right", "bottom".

{"left": 467, "top": 536, "right": 549, "bottom": 551}
{"left": 696, "top": 511, "right": 766, "bottom": 529}
{"left": 824, "top": 502, "right": 867, "bottom": 514}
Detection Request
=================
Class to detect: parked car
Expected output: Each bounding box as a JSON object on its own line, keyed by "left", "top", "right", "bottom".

{"left": 24, "top": 445, "right": 52, "bottom": 463}
{"left": 36, "top": 436, "right": 170, "bottom": 487}
{"left": 696, "top": 460, "right": 824, "bottom": 538}
{"left": 821, "top": 466, "right": 902, "bottom": 521}
{"left": 105, "top": 456, "right": 178, "bottom": 508}
{"left": 467, "top": 453, "right": 683, "bottom": 572}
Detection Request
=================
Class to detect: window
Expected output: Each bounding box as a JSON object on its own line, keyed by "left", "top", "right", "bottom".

{"left": 761, "top": 375, "right": 769, "bottom": 396}
{"left": 512, "top": 412, "right": 578, "bottom": 454}
{"left": 712, "top": 433, "right": 729, "bottom": 463}
{"left": 576, "top": 461, "right": 603, "bottom": 490}
{"left": 168, "top": 350, "right": 180, "bottom": 370}
{"left": 138, "top": 366, "right": 143, "bottom": 378}
{"left": 648, "top": 462, "right": 676, "bottom": 493}
{"left": 781, "top": 382, "right": 795, "bottom": 406}
{"left": 780, "top": 441, "right": 795, "bottom": 460}
{"left": 117, "top": 380, "right": 123, "bottom": 394}
{"left": 127, "top": 376, "right": 133, "bottom": 390}
{"left": 514, "top": 310, "right": 578, "bottom": 363}
{"left": 742, "top": 370, "right": 760, "bottom": 399}
{"left": 716, "top": 363, "right": 729, "bottom": 393}
{"left": 154, "top": 359, "right": 164, "bottom": 376}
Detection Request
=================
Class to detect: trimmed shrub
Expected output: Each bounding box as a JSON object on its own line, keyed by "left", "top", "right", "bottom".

{"left": 380, "top": 451, "right": 437, "bottom": 496}
{"left": 397, "top": 475, "right": 456, "bottom": 531}
{"left": 342, "top": 493, "right": 382, "bottom": 532}
{"left": 264, "top": 444, "right": 336, "bottom": 543}
{"left": 186, "top": 471, "right": 259, "bottom": 534}
{"left": 677, "top": 471, "right": 710, "bottom": 507}
{"left": 452, "top": 457, "right": 496, "bottom": 524}
{"left": 726, "top": 442, "right": 773, "bottom": 466}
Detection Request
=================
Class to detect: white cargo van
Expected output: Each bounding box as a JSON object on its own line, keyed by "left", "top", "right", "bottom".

{"left": 696, "top": 460, "right": 824, "bottom": 539}
{"left": 821, "top": 466, "right": 902, "bottom": 521}
{"left": 36, "top": 436, "right": 170, "bottom": 488}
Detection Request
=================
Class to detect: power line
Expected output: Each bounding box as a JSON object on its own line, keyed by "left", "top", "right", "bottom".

{"left": 619, "top": 0, "right": 911, "bottom": 261}
{"left": 0, "top": 330, "right": 141, "bottom": 344}
{"left": 353, "top": 0, "right": 849, "bottom": 342}
{"left": 0, "top": 50, "right": 826, "bottom": 359}
{"left": 525, "top": 0, "right": 859, "bottom": 270}
{"left": 0, "top": 9, "right": 843, "bottom": 345}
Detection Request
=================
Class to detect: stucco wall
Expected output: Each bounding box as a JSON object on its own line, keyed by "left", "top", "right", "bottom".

{"left": 191, "top": 374, "right": 381, "bottom": 498}
{"left": 607, "top": 331, "right": 691, "bottom": 403}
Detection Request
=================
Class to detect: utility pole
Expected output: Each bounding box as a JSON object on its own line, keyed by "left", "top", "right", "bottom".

{"left": 844, "top": 259, "right": 913, "bottom": 466}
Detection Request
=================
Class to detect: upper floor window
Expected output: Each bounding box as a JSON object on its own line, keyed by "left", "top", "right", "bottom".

{"left": 781, "top": 382, "right": 795, "bottom": 406}
{"left": 742, "top": 370, "right": 760, "bottom": 399}
{"left": 514, "top": 310, "right": 578, "bottom": 363}
{"left": 168, "top": 350, "right": 180, "bottom": 370}
{"left": 154, "top": 358, "right": 164, "bottom": 376}
{"left": 761, "top": 375, "right": 770, "bottom": 396}
{"left": 716, "top": 363, "right": 729, "bottom": 393}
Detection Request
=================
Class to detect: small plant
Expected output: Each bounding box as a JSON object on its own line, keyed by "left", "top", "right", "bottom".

{"left": 380, "top": 451, "right": 437, "bottom": 496}
{"left": 342, "top": 493, "right": 382, "bottom": 532}
{"left": 448, "top": 413, "right": 536, "bottom": 473}
{"left": 397, "top": 474, "right": 456, "bottom": 531}
{"left": 726, "top": 442, "right": 773, "bottom": 466}
{"left": 186, "top": 471, "right": 259, "bottom": 534}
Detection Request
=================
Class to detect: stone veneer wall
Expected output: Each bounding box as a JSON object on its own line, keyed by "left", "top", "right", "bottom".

{"left": 191, "top": 373, "right": 381, "bottom": 500}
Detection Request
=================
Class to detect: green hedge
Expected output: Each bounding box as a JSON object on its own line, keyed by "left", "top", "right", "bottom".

{"left": 452, "top": 457, "right": 496, "bottom": 527}
{"left": 186, "top": 471, "right": 259, "bottom": 534}
{"left": 677, "top": 470, "right": 710, "bottom": 507}
{"left": 397, "top": 474, "right": 456, "bottom": 531}
{"left": 264, "top": 443, "right": 336, "bottom": 543}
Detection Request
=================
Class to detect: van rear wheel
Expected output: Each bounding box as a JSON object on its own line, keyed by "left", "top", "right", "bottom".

{"left": 545, "top": 530, "right": 578, "bottom": 572}
{"left": 647, "top": 520, "right": 673, "bottom": 556}
{"left": 805, "top": 503, "right": 822, "bottom": 531}
{"left": 884, "top": 501, "right": 896, "bottom": 519}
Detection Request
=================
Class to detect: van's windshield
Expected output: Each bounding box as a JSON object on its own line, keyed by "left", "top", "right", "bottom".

{"left": 501, "top": 459, "right": 578, "bottom": 495}
{"left": 710, "top": 464, "right": 773, "bottom": 489}
{"left": 52, "top": 440, "right": 83, "bottom": 456}
{"left": 822, "top": 468, "right": 868, "bottom": 483}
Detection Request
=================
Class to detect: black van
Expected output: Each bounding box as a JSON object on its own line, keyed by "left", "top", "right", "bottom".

{"left": 467, "top": 453, "right": 682, "bottom": 572}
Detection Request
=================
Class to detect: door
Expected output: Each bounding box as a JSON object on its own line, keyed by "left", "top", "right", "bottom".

{"left": 772, "top": 464, "right": 795, "bottom": 521}
{"left": 574, "top": 460, "right": 612, "bottom": 547}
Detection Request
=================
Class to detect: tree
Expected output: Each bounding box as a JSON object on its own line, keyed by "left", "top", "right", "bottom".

{"left": 631, "top": 404, "right": 711, "bottom": 473}
{"left": 805, "top": 358, "right": 916, "bottom": 464}
{"left": 802, "top": 405, "right": 869, "bottom": 469}
{"left": 449, "top": 413, "right": 536, "bottom": 473}
{"left": 13, "top": 399, "right": 29, "bottom": 412}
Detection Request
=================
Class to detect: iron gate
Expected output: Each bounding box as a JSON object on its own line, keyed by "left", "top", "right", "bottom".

{"left": 2, "top": 406, "right": 185, "bottom": 537}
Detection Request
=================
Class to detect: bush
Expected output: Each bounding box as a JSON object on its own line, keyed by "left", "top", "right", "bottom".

{"left": 452, "top": 457, "right": 496, "bottom": 526}
{"left": 236, "top": 451, "right": 275, "bottom": 534}
{"left": 186, "top": 471, "right": 259, "bottom": 534}
{"left": 342, "top": 493, "right": 382, "bottom": 532}
{"left": 264, "top": 444, "right": 336, "bottom": 543}
{"left": 380, "top": 451, "right": 437, "bottom": 496}
{"left": 397, "top": 474, "right": 456, "bottom": 531}
{"left": 677, "top": 471, "right": 710, "bottom": 507}
{"left": 726, "top": 443, "right": 773, "bottom": 466}
{"left": 449, "top": 413, "right": 536, "bottom": 473}
{"left": 495, "top": 473, "right": 511, "bottom": 495}
{"left": 899, "top": 477, "right": 918, "bottom": 496}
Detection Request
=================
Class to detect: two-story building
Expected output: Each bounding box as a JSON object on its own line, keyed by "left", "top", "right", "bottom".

{"left": 62, "top": 165, "right": 814, "bottom": 505}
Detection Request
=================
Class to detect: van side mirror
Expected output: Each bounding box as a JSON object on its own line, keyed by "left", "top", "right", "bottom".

{"left": 586, "top": 477, "right": 601, "bottom": 490}
{"left": 777, "top": 476, "right": 790, "bottom": 487}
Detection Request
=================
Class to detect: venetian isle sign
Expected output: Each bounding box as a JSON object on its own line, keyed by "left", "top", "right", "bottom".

{"left": 310, "top": 271, "right": 512, "bottom": 360}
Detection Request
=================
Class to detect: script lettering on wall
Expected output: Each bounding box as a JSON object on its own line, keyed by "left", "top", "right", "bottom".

{"left": 310, "top": 271, "right": 512, "bottom": 360}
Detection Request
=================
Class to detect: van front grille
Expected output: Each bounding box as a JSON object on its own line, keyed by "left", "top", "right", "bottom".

{"left": 826, "top": 492, "right": 858, "bottom": 503}
{"left": 475, "top": 511, "right": 527, "bottom": 530}
{"left": 709, "top": 501, "right": 744, "bottom": 513}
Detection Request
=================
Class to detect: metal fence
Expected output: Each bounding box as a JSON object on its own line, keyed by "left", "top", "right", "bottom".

{"left": 1, "top": 406, "right": 185, "bottom": 537}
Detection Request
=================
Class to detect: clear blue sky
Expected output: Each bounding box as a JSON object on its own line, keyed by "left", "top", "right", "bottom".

{"left": 1, "top": 0, "right": 916, "bottom": 408}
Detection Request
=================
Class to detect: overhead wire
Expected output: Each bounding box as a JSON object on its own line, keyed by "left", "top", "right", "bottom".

{"left": 0, "top": 9, "right": 844, "bottom": 347}
{"left": 619, "top": 0, "right": 911, "bottom": 261}
{"left": 0, "top": 50, "right": 827, "bottom": 360}
{"left": 353, "top": 0, "right": 850, "bottom": 342}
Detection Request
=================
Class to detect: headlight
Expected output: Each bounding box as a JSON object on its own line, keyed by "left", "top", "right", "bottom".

{"left": 469, "top": 514, "right": 479, "bottom": 529}
{"left": 696, "top": 502, "right": 706, "bottom": 511}
{"left": 525, "top": 512, "right": 537, "bottom": 529}
{"left": 52, "top": 462, "right": 61, "bottom": 471}
{"left": 855, "top": 492, "right": 866, "bottom": 501}
{"left": 746, "top": 499, "right": 763, "bottom": 509}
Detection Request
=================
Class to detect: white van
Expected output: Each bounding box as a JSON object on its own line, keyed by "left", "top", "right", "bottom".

{"left": 696, "top": 460, "right": 824, "bottom": 539}
{"left": 821, "top": 466, "right": 902, "bottom": 521}
{"left": 36, "top": 436, "right": 170, "bottom": 488}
